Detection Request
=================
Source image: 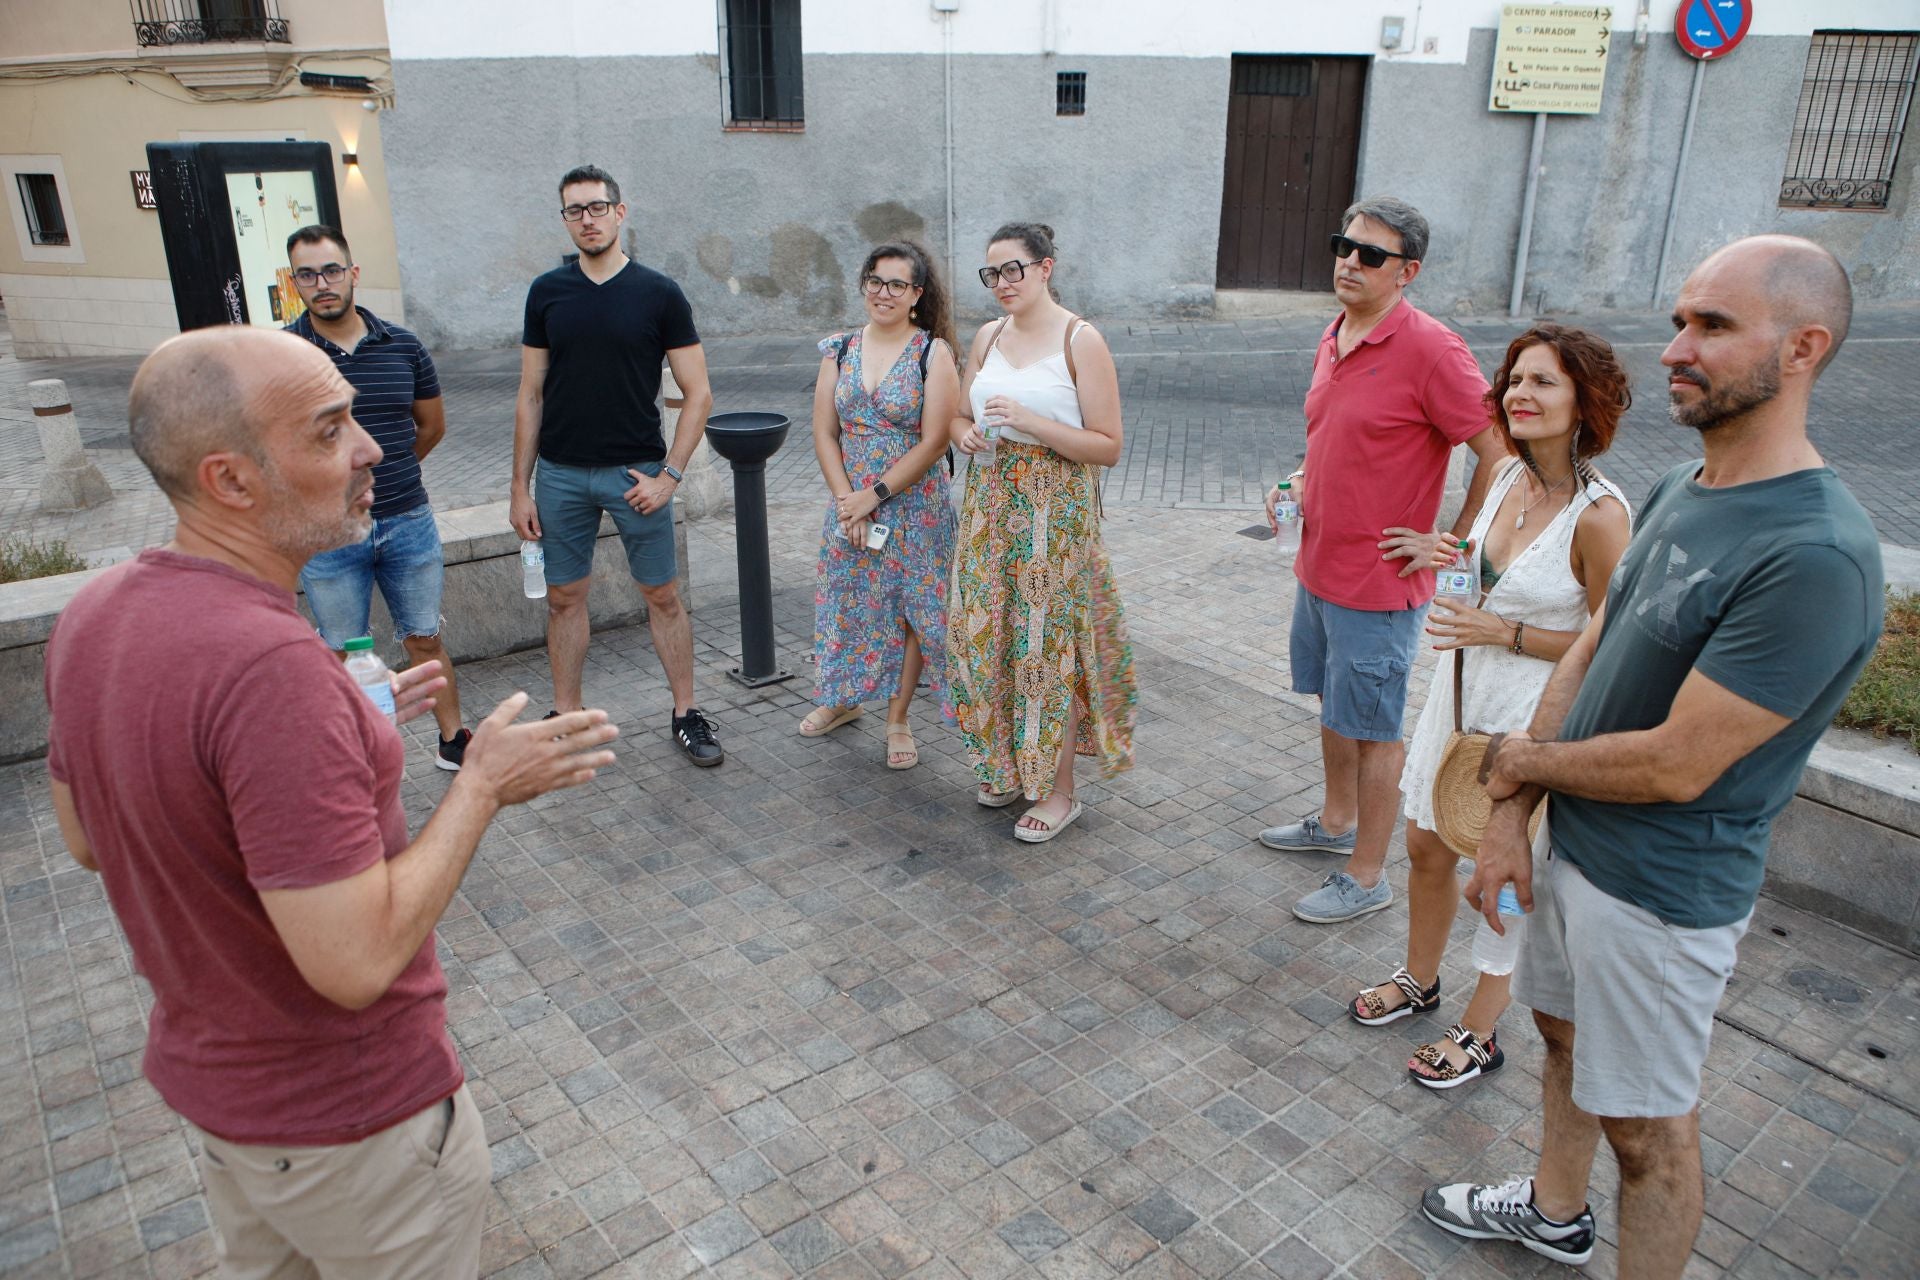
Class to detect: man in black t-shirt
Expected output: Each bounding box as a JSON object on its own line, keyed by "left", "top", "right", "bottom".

{"left": 510, "top": 165, "right": 721, "bottom": 766}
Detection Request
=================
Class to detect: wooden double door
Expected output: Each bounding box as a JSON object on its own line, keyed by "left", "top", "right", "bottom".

{"left": 1216, "top": 55, "right": 1369, "bottom": 291}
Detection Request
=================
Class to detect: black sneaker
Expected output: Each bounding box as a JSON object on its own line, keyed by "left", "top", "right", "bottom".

{"left": 436, "top": 728, "right": 472, "bottom": 772}
{"left": 1421, "top": 1176, "right": 1595, "bottom": 1265}
{"left": 672, "top": 708, "right": 724, "bottom": 767}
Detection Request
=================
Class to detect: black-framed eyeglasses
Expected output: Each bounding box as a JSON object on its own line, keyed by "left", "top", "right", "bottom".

{"left": 1328, "top": 233, "right": 1409, "bottom": 270}
{"left": 978, "top": 259, "right": 1045, "bottom": 288}
{"left": 290, "top": 264, "right": 350, "bottom": 286}
{"left": 560, "top": 200, "right": 614, "bottom": 221}
{"left": 861, "top": 275, "right": 916, "bottom": 298}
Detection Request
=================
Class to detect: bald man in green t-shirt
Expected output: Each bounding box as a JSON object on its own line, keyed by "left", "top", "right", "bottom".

{"left": 1423, "top": 236, "right": 1883, "bottom": 1278}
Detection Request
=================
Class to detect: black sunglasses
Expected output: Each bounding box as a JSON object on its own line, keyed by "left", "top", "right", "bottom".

{"left": 1329, "top": 233, "right": 1410, "bottom": 270}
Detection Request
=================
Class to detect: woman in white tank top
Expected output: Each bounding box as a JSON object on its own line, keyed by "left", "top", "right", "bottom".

{"left": 1348, "top": 326, "right": 1633, "bottom": 1091}
{"left": 946, "top": 223, "right": 1138, "bottom": 842}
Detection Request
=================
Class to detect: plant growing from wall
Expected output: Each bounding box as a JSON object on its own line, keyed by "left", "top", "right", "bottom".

{"left": 1836, "top": 589, "right": 1920, "bottom": 752}
{"left": 0, "top": 535, "right": 89, "bottom": 584}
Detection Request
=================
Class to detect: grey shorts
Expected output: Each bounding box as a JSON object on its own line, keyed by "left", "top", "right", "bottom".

{"left": 1514, "top": 839, "right": 1750, "bottom": 1118}
{"left": 533, "top": 458, "right": 678, "bottom": 587}
{"left": 1288, "top": 583, "right": 1424, "bottom": 742}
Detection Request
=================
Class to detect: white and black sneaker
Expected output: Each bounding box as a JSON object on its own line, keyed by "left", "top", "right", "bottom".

{"left": 1422, "top": 1175, "right": 1595, "bottom": 1265}
{"left": 672, "top": 708, "right": 724, "bottom": 767}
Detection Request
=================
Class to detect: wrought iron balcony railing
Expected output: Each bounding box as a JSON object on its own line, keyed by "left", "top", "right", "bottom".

{"left": 131, "top": 0, "right": 290, "bottom": 47}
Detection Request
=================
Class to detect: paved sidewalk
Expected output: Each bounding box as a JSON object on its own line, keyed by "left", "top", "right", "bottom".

{"left": 7, "top": 302, "right": 1920, "bottom": 560}
{"left": 2, "top": 498, "right": 1915, "bottom": 1278}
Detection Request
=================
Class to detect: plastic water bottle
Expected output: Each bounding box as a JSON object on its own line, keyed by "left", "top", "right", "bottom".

{"left": 521, "top": 539, "right": 547, "bottom": 599}
{"left": 342, "top": 636, "right": 397, "bottom": 724}
{"left": 1435, "top": 538, "right": 1480, "bottom": 603}
{"left": 1471, "top": 885, "right": 1527, "bottom": 976}
{"left": 1273, "top": 481, "right": 1301, "bottom": 558}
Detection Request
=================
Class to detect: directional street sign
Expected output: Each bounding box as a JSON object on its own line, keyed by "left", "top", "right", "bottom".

{"left": 1488, "top": 4, "right": 1614, "bottom": 115}
{"left": 1676, "top": 0, "right": 1752, "bottom": 60}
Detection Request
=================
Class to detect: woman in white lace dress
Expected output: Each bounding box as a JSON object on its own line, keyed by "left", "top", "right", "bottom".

{"left": 1348, "top": 325, "right": 1633, "bottom": 1089}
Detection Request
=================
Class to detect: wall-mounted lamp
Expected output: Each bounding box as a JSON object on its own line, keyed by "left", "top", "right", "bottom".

{"left": 340, "top": 152, "right": 359, "bottom": 167}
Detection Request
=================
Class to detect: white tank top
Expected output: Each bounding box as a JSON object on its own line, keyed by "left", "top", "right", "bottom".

{"left": 969, "top": 324, "right": 1085, "bottom": 446}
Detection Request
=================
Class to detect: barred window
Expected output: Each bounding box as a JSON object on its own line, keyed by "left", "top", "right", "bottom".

{"left": 719, "top": 0, "right": 803, "bottom": 130}
{"left": 1057, "top": 72, "right": 1087, "bottom": 116}
{"left": 1780, "top": 31, "right": 1918, "bottom": 210}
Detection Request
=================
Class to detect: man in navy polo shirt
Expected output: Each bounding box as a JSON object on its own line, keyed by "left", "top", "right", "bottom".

{"left": 286, "top": 224, "right": 471, "bottom": 770}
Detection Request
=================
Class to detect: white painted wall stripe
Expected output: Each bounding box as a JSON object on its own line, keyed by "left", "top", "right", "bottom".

{"left": 385, "top": 0, "right": 1918, "bottom": 63}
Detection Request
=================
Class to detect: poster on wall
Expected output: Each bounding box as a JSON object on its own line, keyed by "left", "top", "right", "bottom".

{"left": 225, "top": 170, "right": 321, "bottom": 325}
{"left": 146, "top": 141, "right": 339, "bottom": 333}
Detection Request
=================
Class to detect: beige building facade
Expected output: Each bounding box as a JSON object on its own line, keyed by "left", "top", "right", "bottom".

{"left": 0, "top": 0, "right": 402, "bottom": 357}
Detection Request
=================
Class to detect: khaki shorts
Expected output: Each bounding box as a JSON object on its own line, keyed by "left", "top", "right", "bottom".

{"left": 1514, "top": 847, "right": 1750, "bottom": 1119}
{"left": 195, "top": 1082, "right": 489, "bottom": 1279}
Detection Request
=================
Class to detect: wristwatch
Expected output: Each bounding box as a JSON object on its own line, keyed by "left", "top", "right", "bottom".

{"left": 661, "top": 462, "right": 684, "bottom": 483}
{"left": 872, "top": 480, "right": 893, "bottom": 503}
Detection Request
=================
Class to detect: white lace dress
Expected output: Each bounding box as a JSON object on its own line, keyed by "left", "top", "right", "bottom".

{"left": 1402, "top": 459, "right": 1629, "bottom": 830}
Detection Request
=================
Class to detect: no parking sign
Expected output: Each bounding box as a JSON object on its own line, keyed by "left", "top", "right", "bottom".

{"left": 1676, "top": 0, "right": 1752, "bottom": 60}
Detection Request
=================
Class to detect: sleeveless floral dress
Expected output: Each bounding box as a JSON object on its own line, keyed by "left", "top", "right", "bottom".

{"left": 812, "top": 328, "right": 958, "bottom": 708}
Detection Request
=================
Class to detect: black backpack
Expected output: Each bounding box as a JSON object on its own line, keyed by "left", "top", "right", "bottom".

{"left": 834, "top": 331, "right": 955, "bottom": 475}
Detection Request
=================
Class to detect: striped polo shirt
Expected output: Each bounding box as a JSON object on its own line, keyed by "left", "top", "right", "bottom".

{"left": 286, "top": 307, "right": 441, "bottom": 519}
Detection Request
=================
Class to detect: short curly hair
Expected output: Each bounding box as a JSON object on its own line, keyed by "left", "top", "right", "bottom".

{"left": 1485, "top": 324, "right": 1631, "bottom": 465}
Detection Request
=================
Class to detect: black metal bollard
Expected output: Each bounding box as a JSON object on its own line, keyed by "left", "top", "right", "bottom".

{"left": 703, "top": 412, "right": 794, "bottom": 687}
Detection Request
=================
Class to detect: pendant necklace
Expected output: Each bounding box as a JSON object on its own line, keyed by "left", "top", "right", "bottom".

{"left": 1515, "top": 469, "right": 1574, "bottom": 530}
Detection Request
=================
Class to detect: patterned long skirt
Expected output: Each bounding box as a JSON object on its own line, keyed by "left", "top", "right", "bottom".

{"left": 947, "top": 442, "right": 1136, "bottom": 800}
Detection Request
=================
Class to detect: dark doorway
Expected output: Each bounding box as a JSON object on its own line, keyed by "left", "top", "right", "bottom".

{"left": 1216, "top": 55, "right": 1369, "bottom": 291}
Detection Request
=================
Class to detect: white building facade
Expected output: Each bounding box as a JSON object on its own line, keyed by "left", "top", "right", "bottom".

{"left": 380, "top": 0, "right": 1920, "bottom": 346}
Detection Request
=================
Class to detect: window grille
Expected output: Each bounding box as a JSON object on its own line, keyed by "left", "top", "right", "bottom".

{"left": 1231, "top": 56, "right": 1312, "bottom": 96}
{"left": 1057, "top": 71, "right": 1087, "bottom": 116}
{"left": 719, "top": 0, "right": 804, "bottom": 130}
{"left": 16, "top": 174, "right": 69, "bottom": 247}
{"left": 1780, "top": 31, "right": 1918, "bottom": 210}
{"left": 130, "top": 0, "right": 289, "bottom": 46}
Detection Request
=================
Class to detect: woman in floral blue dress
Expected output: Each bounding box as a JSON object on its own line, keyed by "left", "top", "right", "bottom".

{"left": 801, "top": 241, "right": 959, "bottom": 768}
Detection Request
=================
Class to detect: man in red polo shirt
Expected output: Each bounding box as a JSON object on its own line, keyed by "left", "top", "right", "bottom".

{"left": 44, "top": 327, "right": 619, "bottom": 1274}
{"left": 1260, "top": 197, "right": 1507, "bottom": 923}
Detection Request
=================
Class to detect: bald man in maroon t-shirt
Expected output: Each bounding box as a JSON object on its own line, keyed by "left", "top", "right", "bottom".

{"left": 44, "top": 328, "right": 618, "bottom": 1274}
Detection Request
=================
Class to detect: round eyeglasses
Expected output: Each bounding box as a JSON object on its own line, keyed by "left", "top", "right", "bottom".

{"left": 861, "top": 275, "right": 915, "bottom": 298}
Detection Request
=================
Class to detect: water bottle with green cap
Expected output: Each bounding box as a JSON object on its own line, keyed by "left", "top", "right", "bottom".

{"left": 1272, "top": 480, "right": 1301, "bottom": 558}
{"left": 1434, "top": 538, "right": 1480, "bottom": 604}
{"left": 342, "top": 636, "right": 396, "bottom": 724}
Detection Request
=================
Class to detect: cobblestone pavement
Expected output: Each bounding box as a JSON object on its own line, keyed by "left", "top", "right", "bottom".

{"left": 7, "top": 301, "right": 1920, "bottom": 558}
{"left": 3, "top": 497, "right": 1917, "bottom": 1278}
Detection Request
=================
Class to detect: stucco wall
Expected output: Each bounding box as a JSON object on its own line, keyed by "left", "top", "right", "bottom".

{"left": 1360, "top": 30, "right": 1920, "bottom": 314}
{"left": 383, "top": 53, "right": 1225, "bottom": 348}
{"left": 386, "top": 28, "right": 1919, "bottom": 347}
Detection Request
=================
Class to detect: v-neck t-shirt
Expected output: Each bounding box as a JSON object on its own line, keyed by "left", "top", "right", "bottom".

{"left": 523, "top": 260, "right": 700, "bottom": 467}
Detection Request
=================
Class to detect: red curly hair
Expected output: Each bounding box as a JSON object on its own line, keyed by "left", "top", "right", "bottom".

{"left": 1484, "top": 324, "right": 1631, "bottom": 472}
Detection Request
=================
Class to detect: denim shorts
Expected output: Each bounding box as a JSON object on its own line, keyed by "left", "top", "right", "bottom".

{"left": 1515, "top": 835, "right": 1751, "bottom": 1118}
{"left": 534, "top": 459, "right": 677, "bottom": 587}
{"left": 1289, "top": 582, "right": 1423, "bottom": 742}
{"left": 299, "top": 503, "right": 444, "bottom": 650}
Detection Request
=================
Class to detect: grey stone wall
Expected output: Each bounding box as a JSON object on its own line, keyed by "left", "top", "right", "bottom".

{"left": 384, "top": 37, "right": 1918, "bottom": 349}
{"left": 384, "top": 53, "right": 1227, "bottom": 349}
{"left": 1360, "top": 31, "right": 1920, "bottom": 314}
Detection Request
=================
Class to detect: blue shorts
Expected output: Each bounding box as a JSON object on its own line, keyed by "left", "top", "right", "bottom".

{"left": 299, "top": 503, "right": 445, "bottom": 650}
{"left": 534, "top": 458, "right": 677, "bottom": 588}
{"left": 1289, "top": 583, "right": 1424, "bottom": 742}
